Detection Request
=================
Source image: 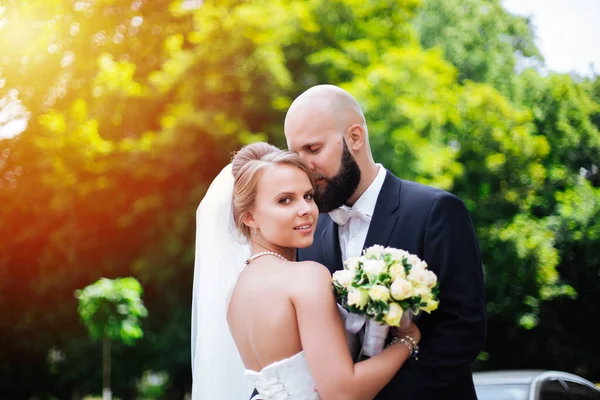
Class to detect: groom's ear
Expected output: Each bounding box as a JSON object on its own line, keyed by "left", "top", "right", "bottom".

{"left": 346, "top": 123, "right": 365, "bottom": 152}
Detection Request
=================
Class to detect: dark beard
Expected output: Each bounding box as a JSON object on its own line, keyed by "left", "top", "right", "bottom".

{"left": 315, "top": 141, "right": 361, "bottom": 212}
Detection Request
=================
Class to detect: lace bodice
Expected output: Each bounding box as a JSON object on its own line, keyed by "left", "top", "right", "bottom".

{"left": 245, "top": 351, "right": 319, "bottom": 400}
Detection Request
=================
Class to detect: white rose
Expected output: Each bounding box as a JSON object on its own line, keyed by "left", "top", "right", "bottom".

{"left": 424, "top": 270, "right": 438, "bottom": 289}
{"left": 368, "top": 285, "right": 391, "bottom": 302}
{"left": 386, "top": 248, "right": 408, "bottom": 262}
{"left": 390, "top": 278, "right": 413, "bottom": 300}
{"left": 364, "top": 245, "right": 385, "bottom": 258}
{"left": 384, "top": 302, "right": 404, "bottom": 326}
{"left": 333, "top": 270, "right": 354, "bottom": 288}
{"left": 412, "top": 286, "right": 433, "bottom": 302}
{"left": 406, "top": 254, "right": 422, "bottom": 267}
{"left": 344, "top": 256, "right": 361, "bottom": 272}
{"left": 363, "top": 259, "right": 387, "bottom": 277}
{"left": 347, "top": 288, "right": 369, "bottom": 309}
{"left": 408, "top": 266, "right": 429, "bottom": 287}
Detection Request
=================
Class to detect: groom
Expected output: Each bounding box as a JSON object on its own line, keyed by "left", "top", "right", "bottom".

{"left": 285, "top": 85, "right": 486, "bottom": 399}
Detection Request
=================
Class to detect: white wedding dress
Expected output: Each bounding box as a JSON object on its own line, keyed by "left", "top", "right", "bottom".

{"left": 246, "top": 351, "right": 318, "bottom": 400}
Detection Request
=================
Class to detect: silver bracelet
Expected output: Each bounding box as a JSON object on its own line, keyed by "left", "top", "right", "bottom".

{"left": 386, "top": 335, "right": 419, "bottom": 360}
{"left": 404, "top": 335, "right": 419, "bottom": 360}
{"left": 386, "top": 336, "right": 412, "bottom": 353}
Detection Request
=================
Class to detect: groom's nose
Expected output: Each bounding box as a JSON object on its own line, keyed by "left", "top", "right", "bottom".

{"left": 303, "top": 156, "right": 316, "bottom": 171}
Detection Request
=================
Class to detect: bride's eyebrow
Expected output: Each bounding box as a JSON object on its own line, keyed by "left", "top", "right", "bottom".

{"left": 275, "top": 191, "right": 296, "bottom": 197}
{"left": 275, "top": 189, "right": 312, "bottom": 197}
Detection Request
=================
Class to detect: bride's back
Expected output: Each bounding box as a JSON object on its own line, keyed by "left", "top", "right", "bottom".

{"left": 227, "top": 258, "right": 303, "bottom": 372}
{"left": 227, "top": 143, "right": 319, "bottom": 373}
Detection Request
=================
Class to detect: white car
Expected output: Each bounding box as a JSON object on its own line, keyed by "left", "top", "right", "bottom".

{"left": 473, "top": 370, "right": 600, "bottom": 400}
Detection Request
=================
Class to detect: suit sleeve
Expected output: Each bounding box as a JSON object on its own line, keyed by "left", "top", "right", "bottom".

{"left": 419, "top": 192, "right": 486, "bottom": 369}
{"left": 377, "top": 193, "right": 486, "bottom": 399}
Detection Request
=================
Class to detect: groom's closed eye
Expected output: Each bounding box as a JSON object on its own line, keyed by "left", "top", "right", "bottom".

{"left": 299, "top": 143, "right": 322, "bottom": 154}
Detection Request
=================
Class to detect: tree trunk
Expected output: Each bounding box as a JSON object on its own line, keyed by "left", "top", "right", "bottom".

{"left": 103, "top": 336, "right": 111, "bottom": 400}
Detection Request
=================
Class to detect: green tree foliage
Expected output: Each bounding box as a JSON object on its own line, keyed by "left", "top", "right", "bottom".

{"left": 415, "top": 0, "right": 542, "bottom": 98}
{"left": 1, "top": 0, "right": 599, "bottom": 397}
{"left": 76, "top": 277, "right": 148, "bottom": 400}
{"left": 76, "top": 277, "right": 148, "bottom": 345}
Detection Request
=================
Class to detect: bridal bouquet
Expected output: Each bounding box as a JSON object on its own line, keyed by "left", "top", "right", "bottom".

{"left": 332, "top": 245, "right": 440, "bottom": 358}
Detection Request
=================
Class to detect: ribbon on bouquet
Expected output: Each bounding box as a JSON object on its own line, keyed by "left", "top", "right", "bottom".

{"left": 345, "top": 313, "right": 367, "bottom": 334}
{"left": 345, "top": 309, "right": 415, "bottom": 358}
{"left": 344, "top": 313, "right": 388, "bottom": 357}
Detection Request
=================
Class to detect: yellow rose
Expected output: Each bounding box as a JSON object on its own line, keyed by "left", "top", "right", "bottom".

{"left": 368, "top": 284, "right": 391, "bottom": 303}
{"left": 389, "top": 262, "right": 406, "bottom": 280}
{"left": 384, "top": 302, "right": 404, "bottom": 326}
{"left": 421, "top": 299, "right": 439, "bottom": 314}
{"left": 347, "top": 288, "right": 369, "bottom": 309}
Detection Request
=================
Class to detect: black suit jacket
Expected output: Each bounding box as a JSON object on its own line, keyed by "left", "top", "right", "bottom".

{"left": 299, "top": 171, "right": 486, "bottom": 399}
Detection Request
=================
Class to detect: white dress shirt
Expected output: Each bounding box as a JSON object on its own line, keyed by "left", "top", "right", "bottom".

{"left": 329, "top": 164, "right": 387, "bottom": 261}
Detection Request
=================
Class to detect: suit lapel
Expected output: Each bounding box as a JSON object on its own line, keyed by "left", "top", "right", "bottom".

{"left": 319, "top": 215, "right": 344, "bottom": 274}
{"left": 363, "top": 171, "right": 401, "bottom": 250}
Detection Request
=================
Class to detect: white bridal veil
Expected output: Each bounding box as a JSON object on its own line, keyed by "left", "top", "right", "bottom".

{"left": 191, "top": 164, "right": 254, "bottom": 399}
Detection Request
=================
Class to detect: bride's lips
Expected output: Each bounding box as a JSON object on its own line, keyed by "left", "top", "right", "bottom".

{"left": 293, "top": 223, "right": 314, "bottom": 234}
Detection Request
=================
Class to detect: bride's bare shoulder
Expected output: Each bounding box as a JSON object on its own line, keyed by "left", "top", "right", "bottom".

{"left": 290, "top": 260, "right": 330, "bottom": 276}
{"left": 286, "top": 261, "right": 332, "bottom": 294}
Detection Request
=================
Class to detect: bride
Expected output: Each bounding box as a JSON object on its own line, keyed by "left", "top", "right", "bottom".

{"left": 191, "top": 142, "right": 420, "bottom": 399}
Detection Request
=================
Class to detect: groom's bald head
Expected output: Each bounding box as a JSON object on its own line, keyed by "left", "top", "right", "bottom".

{"left": 284, "top": 85, "right": 368, "bottom": 142}
{"left": 284, "top": 84, "right": 375, "bottom": 210}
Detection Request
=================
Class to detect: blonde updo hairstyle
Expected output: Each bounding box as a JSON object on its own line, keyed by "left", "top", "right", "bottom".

{"left": 232, "top": 142, "right": 316, "bottom": 239}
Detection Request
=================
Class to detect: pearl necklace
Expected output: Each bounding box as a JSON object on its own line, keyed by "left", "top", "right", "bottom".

{"left": 245, "top": 251, "right": 289, "bottom": 265}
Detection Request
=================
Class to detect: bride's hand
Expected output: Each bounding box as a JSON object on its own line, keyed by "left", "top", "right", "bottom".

{"left": 392, "top": 321, "right": 421, "bottom": 343}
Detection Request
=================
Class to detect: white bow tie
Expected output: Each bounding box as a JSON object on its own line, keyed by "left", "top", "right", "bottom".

{"left": 329, "top": 207, "right": 371, "bottom": 226}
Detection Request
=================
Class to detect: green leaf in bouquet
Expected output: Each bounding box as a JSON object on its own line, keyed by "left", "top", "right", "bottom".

{"left": 399, "top": 300, "right": 412, "bottom": 310}
{"left": 333, "top": 285, "right": 348, "bottom": 300}
{"left": 403, "top": 259, "right": 413, "bottom": 274}
{"left": 354, "top": 266, "right": 369, "bottom": 285}
{"left": 378, "top": 272, "right": 392, "bottom": 285}
{"left": 382, "top": 252, "right": 393, "bottom": 265}
{"left": 352, "top": 272, "right": 372, "bottom": 288}
{"left": 332, "top": 280, "right": 347, "bottom": 293}
{"left": 367, "top": 273, "right": 379, "bottom": 285}
{"left": 366, "top": 300, "right": 389, "bottom": 319}
{"left": 432, "top": 285, "right": 440, "bottom": 299}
